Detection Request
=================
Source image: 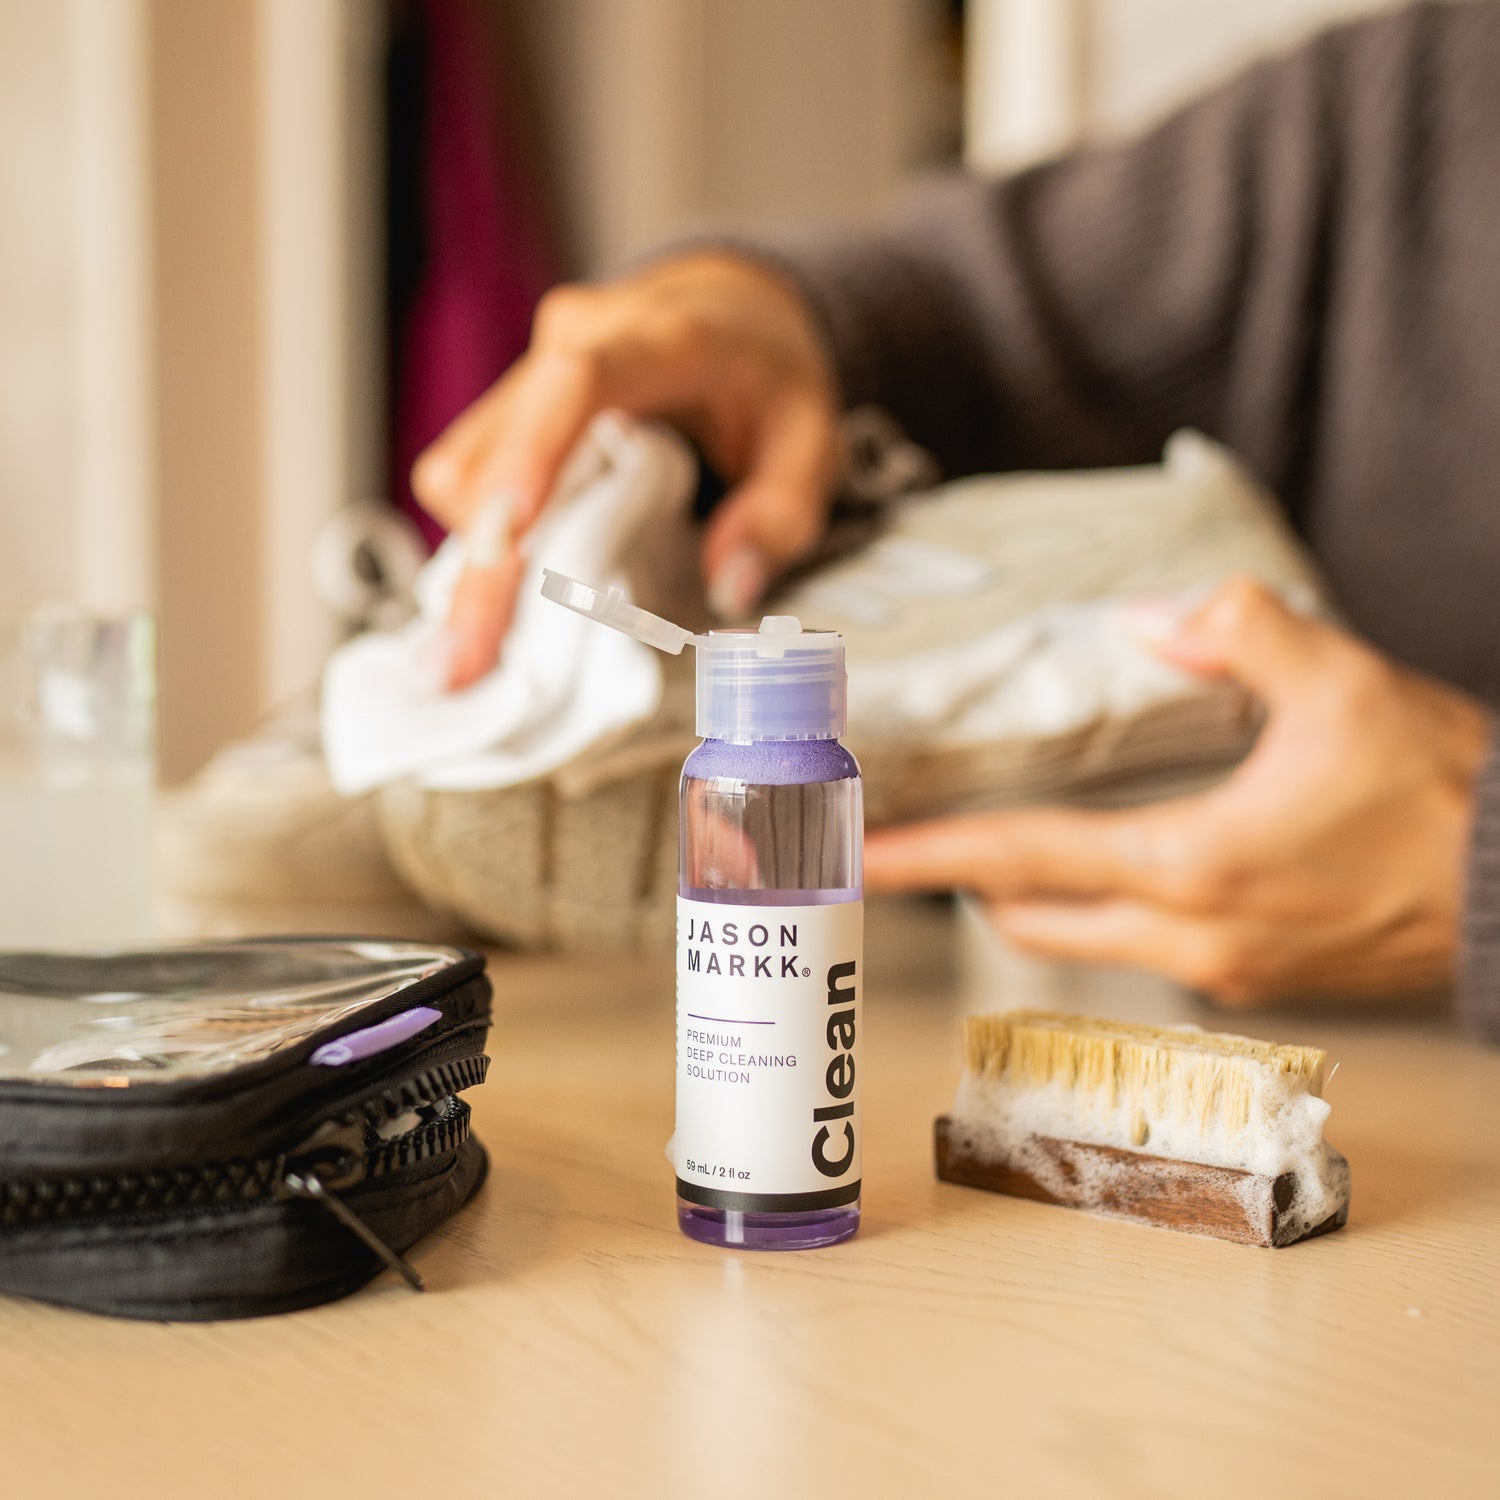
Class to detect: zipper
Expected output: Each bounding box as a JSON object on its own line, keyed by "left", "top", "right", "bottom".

{"left": 0, "top": 1053, "right": 488, "bottom": 1291}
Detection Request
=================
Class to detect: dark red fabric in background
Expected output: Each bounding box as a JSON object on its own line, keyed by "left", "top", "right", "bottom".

{"left": 388, "top": 0, "right": 557, "bottom": 550}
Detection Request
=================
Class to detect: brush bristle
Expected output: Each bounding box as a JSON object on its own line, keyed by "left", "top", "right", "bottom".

{"left": 959, "top": 1010, "right": 1326, "bottom": 1147}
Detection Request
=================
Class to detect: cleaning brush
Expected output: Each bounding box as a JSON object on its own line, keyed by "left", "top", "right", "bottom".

{"left": 935, "top": 1009, "right": 1350, "bottom": 1247}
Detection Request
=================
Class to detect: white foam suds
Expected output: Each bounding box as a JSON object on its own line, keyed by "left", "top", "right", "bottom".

{"left": 950, "top": 1062, "right": 1348, "bottom": 1243}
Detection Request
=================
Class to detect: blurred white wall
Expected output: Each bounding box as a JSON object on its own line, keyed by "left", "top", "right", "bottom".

{"left": 509, "top": 0, "right": 959, "bottom": 278}
{"left": 0, "top": 0, "right": 381, "bottom": 783}
{"left": 0, "top": 4, "right": 75, "bottom": 607}
{"left": 1086, "top": 0, "right": 1404, "bottom": 138}
{"left": 967, "top": 0, "right": 1404, "bottom": 171}
{"left": 0, "top": 1, "right": 151, "bottom": 616}
{"left": 150, "top": 0, "right": 384, "bottom": 782}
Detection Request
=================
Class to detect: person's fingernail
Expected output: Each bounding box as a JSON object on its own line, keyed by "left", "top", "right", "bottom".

{"left": 1121, "top": 599, "right": 1189, "bottom": 645}
{"left": 989, "top": 900, "right": 1023, "bottom": 929}
{"left": 464, "top": 489, "right": 517, "bottom": 569}
{"left": 707, "top": 546, "right": 771, "bottom": 622}
{"left": 1120, "top": 585, "right": 1215, "bottom": 644}
{"left": 445, "top": 632, "right": 501, "bottom": 691}
{"left": 859, "top": 838, "right": 898, "bottom": 889}
{"left": 411, "top": 450, "right": 454, "bottom": 499}
{"left": 415, "top": 626, "right": 459, "bottom": 689}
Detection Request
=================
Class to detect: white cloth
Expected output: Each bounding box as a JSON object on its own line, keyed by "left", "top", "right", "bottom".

{"left": 325, "top": 422, "right": 1325, "bottom": 808}
{"left": 322, "top": 415, "right": 697, "bottom": 795}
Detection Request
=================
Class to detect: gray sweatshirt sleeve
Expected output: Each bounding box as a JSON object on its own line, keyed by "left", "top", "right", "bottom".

{"left": 728, "top": 1, "right": 1500, "bottom": 1039}
{"left": 1461, "top": 747, "right": 1500, "bottom": 1044}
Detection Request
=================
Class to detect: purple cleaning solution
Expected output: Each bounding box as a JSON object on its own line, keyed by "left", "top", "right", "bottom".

{"left": 678, "top": 733, "right": 862, "bottom": 1249}
{"left": 539, "top": 574, "right": 863, "bottom": 1251}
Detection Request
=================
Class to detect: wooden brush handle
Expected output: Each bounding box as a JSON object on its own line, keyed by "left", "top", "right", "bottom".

{"left": 934, "top": 1116, "right": 1349, "bottom": 1248}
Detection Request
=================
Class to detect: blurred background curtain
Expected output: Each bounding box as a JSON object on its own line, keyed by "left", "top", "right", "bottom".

{"left": 386, "top": 0, "right": 558, "bottom": 552}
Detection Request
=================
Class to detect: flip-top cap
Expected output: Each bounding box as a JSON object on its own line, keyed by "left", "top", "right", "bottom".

{"left": 694, "top": 620, "right": 845, "bottom": 741}
{"left": 541, "top": 569, "right": 845, "bottom": 741}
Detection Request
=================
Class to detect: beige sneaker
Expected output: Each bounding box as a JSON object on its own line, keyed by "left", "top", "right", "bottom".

{"left": 375, "top": 430, "right": 1327, "bottom": 952}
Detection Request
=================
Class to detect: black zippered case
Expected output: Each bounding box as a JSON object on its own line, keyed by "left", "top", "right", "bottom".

{"left": 0, "top": 937, "right": 491, "bottom": 1321}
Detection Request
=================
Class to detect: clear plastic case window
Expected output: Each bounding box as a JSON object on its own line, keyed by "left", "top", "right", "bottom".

{"left": 0, "top": 941, "right": 463, "bottom": 1086}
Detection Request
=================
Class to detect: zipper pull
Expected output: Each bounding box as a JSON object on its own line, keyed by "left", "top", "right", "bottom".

{"left": 282, "top": 1168, "right": 425, "bottom": 1293}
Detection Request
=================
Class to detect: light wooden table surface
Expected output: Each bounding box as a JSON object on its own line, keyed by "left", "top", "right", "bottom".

{"left": 2, "top": 911, "right": 1498, "bottom": 1500}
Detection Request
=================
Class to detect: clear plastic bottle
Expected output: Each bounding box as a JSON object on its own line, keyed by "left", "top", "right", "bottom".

{"left": 678, "top": 735, "right": 862, "bottom": 1249}
{"left": 540, "top": 575, "right": 864, "bottom": 1251}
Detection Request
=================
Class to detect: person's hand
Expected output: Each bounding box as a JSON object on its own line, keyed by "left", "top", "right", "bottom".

{"left": 865, "top": 578, "right": 1494, "bottom": 1004}
{"left": 411, "top": 252, "right": 841, "bottom": 689}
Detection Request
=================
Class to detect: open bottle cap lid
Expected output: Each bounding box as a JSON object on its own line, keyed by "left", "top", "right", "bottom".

{"left": 541, "top": 569, "right": 845, "bottom": 741}
{"left": 540, "top": 570, "right": 693, "bottom": 654}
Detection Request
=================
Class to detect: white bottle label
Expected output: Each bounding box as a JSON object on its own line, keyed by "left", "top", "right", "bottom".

{"left": 675, "top": 897, "right": 863, "bottom": 1210}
